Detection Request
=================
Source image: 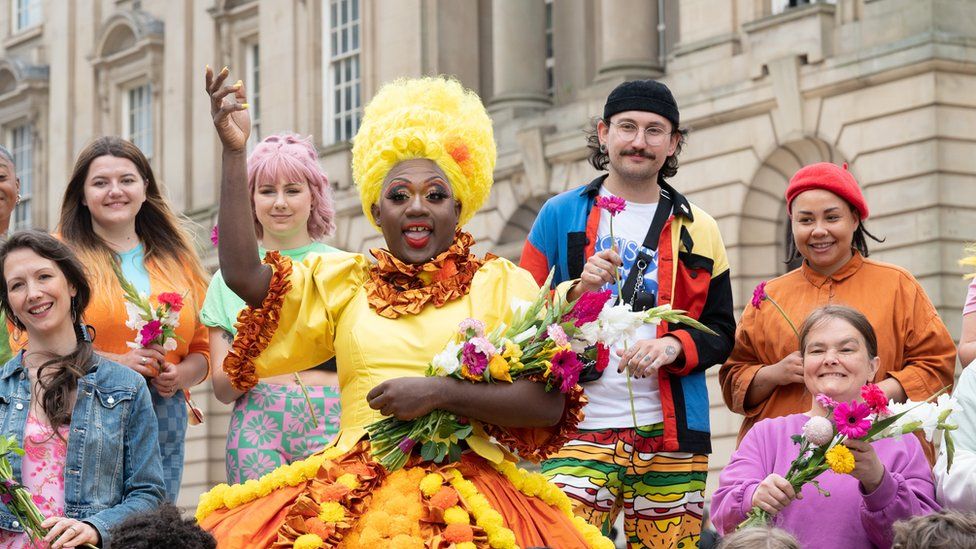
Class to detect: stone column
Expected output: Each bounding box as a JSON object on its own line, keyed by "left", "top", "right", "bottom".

{"left": 597, "top": 0, "right": 662, "bottom": 80}
{"left": 490, "top": 0, "right": 549, "bottom": 114}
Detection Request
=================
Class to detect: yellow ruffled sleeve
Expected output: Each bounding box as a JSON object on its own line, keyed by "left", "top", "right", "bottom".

{"left": 223, "top": 250, "right": 368, "bottom": 391}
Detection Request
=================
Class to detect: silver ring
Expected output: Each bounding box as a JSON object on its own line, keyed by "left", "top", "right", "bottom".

{"left": 67, "top": 526, "right": 76, "bottom": 534}
{"left": 141, "top": 357, "right": 148, "bottom": 365}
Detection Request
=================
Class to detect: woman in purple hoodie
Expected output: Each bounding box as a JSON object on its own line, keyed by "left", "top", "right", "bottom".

{"left": 711, "top": 305, "right": 939, "bottom": 548}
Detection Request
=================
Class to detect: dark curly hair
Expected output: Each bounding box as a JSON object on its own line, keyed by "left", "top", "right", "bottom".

{"left": 108, "top": 504, "right": 216, "bottom": 549}
{"left": 585, "top": 116, "right": 688, "bottom": 179}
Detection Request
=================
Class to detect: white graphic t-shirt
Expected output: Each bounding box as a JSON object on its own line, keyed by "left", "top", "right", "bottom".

{"left": 578, "top": 188, "right": 663, "bottom": 429}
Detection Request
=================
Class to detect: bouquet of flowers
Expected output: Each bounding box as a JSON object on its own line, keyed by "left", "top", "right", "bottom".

{"left": 737, "top": 384, "right": 959, "bottom": 529}
{"left": 112, "top": 262, "right": 204, "bottom": 425}
{"left": 366, "top": 271, "right": 716, "bottom": 471}
{"left": 0, "top": 436, "right": 97, "bottom": 548}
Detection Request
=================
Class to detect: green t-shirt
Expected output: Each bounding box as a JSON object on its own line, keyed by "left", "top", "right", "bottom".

{"left": 200, "top": 242, "right": 340, "bottom": 335}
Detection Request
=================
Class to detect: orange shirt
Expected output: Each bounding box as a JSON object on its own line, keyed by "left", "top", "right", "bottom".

{"left": 719, "top": 252, "right": 956, "bottom": 443}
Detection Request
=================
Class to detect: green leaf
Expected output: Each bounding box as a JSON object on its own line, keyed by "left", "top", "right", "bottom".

{"left": 420, "top": 441, "right": 438, "bottom": 461}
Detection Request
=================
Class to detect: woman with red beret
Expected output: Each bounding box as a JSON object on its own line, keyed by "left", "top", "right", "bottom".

{"left": 719, "top": 162, "right": 956, "bottom": 443}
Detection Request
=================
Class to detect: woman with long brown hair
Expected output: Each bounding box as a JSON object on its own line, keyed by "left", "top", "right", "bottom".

{"left": 54, "top": 137, "right": 209, "bottom": 501}
{"left": 0, "top": 230, "right": 164, "bottom": 548}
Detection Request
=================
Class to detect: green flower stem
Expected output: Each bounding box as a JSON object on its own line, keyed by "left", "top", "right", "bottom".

{"left": 766, "top": 295, "right": 799, "bottom": 340}
{"left": 293, "top": 373, "right": 319, "bottom": 428}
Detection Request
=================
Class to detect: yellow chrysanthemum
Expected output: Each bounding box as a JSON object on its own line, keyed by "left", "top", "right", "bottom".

{"left": 826, "top": 444, "right": 856, "bottom": 474}
{"left": 456, "top": 543, "right": 477, "bottom": 549}
{"left": 293, "top": 533, "right": 324, "bottom": 549}
{"left": 443, "top": 506, "right": 470, "bottom": 525}
{"left": 319, "top": 501, "right": 346, "bottom": 523}
{"left": 337, "top": 473, "right": 360, "bottom": 490}
{"left": 419, "top": 473, "right": 444, "bottom": 497}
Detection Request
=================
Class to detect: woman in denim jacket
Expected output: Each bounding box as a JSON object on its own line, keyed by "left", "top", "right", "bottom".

{"left": 0, "top": 231, "right": 164, "bottom": 548}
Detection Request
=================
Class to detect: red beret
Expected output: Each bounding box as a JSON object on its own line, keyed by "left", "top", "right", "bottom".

{"left": 786, "top": 162, "right": 869, "bottom": 220}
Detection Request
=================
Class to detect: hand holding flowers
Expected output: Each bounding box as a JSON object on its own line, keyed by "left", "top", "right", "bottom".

{"left": 738, "top": 383, "right": 959, "bottom": 529}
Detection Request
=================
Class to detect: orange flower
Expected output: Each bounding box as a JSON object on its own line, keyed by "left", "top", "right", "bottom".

{"left": 320, "top": 482, "right": 351, "bottom": 502}
{"left": 429, "top": 486, "right": 459, "bottom": 510}
{"left": 343, "top": 462, "right": 372, "bottom": 477}
{"left": 304, "top": 517, "right": 334, "bottom": 539}
{"left": 443, "top": 523, "right": 475, "bottom": 543}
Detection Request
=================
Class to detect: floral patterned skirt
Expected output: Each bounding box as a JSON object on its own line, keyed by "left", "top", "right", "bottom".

{"left": 226, "top": 382, "right": 341, "bottom": 484}
{"left": 198, "top": 441, "right": 612, "bottom": 549}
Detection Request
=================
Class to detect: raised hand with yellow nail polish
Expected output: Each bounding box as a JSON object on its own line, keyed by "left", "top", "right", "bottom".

{"left": 205, "top": 65, "right": 250, "bottom": 153}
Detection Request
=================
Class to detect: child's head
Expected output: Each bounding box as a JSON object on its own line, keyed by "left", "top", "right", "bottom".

{"left": 719, "top": 526, "right": 800, "bottom": 549}
{"left": 893, "top": 510, "right": 976, "bottom": 549}
{"left": 109, "top": 504, "right": 216, "bottom": 549}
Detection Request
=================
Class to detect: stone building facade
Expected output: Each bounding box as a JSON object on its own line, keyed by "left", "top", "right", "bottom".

{"left": 1, "top": 0, "right": 973, "bottom": 508}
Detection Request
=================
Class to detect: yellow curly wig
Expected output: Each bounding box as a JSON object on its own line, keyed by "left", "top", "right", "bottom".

{"left": 351, "top": 77, "right": 496, "bottom": 229}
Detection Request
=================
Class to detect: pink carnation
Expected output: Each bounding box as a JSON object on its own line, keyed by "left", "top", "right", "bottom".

{"left": 458, "top": 318, "right": 486, "bottom": 337}
{"left": 815, "top": 393, "right": 838, "bottom": 410}
{"left": 210, "top": 225, "right": 219, "bottom": 247}
{"left": 461, "top": 337, "right": 494, "bottom": 376}
{"left": 860, "top": 383, "right": 889, "bottom": 416}
{"left": 547, "top": 325, "right": 569, "bottom": 347}
{"left": 834, "top": 400, "right": 872, "bottom": 439}
{"left": 595, "top": 195, "right": 627, "bottom": 217}
{"left": 549, "top": 349, "right": 584, "bottom": 393}
{"left": 139, "top": 320, "right": 163, "bottom": 347}
{"left": 751, "top": 281, "right": 767, "bottom": 309}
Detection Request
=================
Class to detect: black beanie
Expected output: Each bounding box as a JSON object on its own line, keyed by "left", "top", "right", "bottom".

{"left": 603, "top": 80, "right": 679, "bottom": 127}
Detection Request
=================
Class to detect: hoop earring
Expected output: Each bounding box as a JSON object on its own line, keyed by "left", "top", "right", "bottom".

{"left": 16, "top": 194, "right": 22, "bottom": 204}
{"left": 599, "top": 144, "right": 607, "bottom": 153}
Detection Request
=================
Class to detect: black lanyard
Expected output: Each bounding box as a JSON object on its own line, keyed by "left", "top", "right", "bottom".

{"left": 618, "top": 188, "right": 673, "bottom": 312}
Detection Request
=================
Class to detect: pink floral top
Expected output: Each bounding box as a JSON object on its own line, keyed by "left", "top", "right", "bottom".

{"left": 0, "top": 413, "right": 68, "bottom": 548}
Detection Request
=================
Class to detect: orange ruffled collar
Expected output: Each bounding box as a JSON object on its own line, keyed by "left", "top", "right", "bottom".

{"left": 364, "top": 230, "right": 491, "bottom": 319}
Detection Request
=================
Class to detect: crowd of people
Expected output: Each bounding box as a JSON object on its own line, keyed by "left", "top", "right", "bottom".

{"left": 0, "top": 68, "right": 972, "bottom": 549}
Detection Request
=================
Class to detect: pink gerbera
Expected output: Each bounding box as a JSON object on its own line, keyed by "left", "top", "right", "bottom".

{"left": 751, "top": 281, "right": 767, "bottom": 309}
{"left": 834, "top": 400, "right": 872, "bottom": 439}
{"left": 595, "top": 195, "right": 627, "bottom": 217}
{"left": 860, "top": 383, "right": 890, "bottom": 416}
{"left": 549, "top": 349, "right": 584, "bottom": 393}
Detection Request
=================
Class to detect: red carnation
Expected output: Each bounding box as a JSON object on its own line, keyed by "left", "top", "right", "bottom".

{"left": 158, "top": 292, "right": 184, "bottom": 313}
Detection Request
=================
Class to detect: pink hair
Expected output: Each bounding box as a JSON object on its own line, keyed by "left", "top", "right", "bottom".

{"left": 246, "top": 133, "right": 336, "bottom": 240}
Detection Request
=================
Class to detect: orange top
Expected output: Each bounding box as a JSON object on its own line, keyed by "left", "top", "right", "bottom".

{"left": 11, "top": 258, "right": 210, "bottom": 370}
{"left": 719, "top": 252, "right": 956, "bottom": 443}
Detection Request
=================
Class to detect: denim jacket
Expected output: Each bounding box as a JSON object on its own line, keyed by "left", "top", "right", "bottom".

{"left": 0, "top": 352, "right": 165, "bottom": 548}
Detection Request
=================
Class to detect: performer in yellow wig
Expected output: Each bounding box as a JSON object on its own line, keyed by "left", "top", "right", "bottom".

{"left": 201, "top": 68, "right": 612, "bottom": 549}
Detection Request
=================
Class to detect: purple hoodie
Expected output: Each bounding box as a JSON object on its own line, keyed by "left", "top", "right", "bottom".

{"left": 712, "top": 413, "right": 940, "bottom": 548}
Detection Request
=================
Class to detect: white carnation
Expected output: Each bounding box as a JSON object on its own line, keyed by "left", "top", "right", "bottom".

{"left": 431, "top": 342, "right": 463, "bottom": 376}
{"left": 597, "top": 304, "right": 644, "bottom": 346}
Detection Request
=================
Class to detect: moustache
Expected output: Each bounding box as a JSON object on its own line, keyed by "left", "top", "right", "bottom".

{"left": 620, "top": 149, "right": 656, "bottom": 160}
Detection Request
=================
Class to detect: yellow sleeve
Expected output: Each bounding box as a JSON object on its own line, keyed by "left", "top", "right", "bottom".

{"left": 224, "top": 250, "right": 368, "bottom": 391}
{"left": 469, "top": 258, "right": 542, "bottom": 328}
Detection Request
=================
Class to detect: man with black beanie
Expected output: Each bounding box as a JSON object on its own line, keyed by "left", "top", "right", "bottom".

{"left": 520, "top": 80, "right": 735, "bottom": 547}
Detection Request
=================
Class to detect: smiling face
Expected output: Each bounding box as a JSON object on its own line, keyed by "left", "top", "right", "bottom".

{"left": 597, "top": 110, "right": 679, "bottom": 184}
{"left": 3, "top": 247, "right": 77, "bottom": 340}
{"left": 802, "top": 316, "right": 879, "bottom": 403}
{"left": 370, "top": 159, "right": 461, "bottom": 265}
{"left": 0, "top": 156, "right": 19, "bottom": 225}
{"left": 253, "top": 176, "right": 313, "bottom": 244}
{"left": 791, "top": 189, "right": 860, "bottom": 276}
{"left": 82, "top": 155, "right": 148, "bottom": 232}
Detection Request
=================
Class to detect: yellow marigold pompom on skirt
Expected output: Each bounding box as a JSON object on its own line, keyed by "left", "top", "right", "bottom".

{"left": 198, "top": 442, "right": 613, "bottom": 548}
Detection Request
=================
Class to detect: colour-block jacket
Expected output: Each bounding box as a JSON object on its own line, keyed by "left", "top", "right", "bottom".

{"left": 520, "top": 175, "right": 735, "bottom": 454}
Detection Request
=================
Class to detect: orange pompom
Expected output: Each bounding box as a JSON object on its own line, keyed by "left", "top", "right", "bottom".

{"left": 429, "top": 486, "right": 459, "bottom": 510}
{"left": 442, "top": 523, "right": 474, "bottom": 543}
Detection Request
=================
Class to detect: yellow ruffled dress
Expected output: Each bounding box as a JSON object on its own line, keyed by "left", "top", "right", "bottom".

{"left": 196, "top": 239, "right": 610, "bottom": 549}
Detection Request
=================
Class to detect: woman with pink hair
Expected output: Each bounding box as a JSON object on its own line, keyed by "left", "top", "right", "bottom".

{"left": 200, "top": 133, "right": 342, "bottom": 483}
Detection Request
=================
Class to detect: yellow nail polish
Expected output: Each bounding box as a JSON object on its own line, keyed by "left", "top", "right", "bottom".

{"left": 235, "top": 80, "right": 243, "bottom": 87}
{"left": 241, "top": 103, "right": 250, "bottom": 109}
{"left": 221, "top": 66, "right": 229, "bottom": 73}
{"left": 205, "top": 64, "right": 210, "bottom": 71}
